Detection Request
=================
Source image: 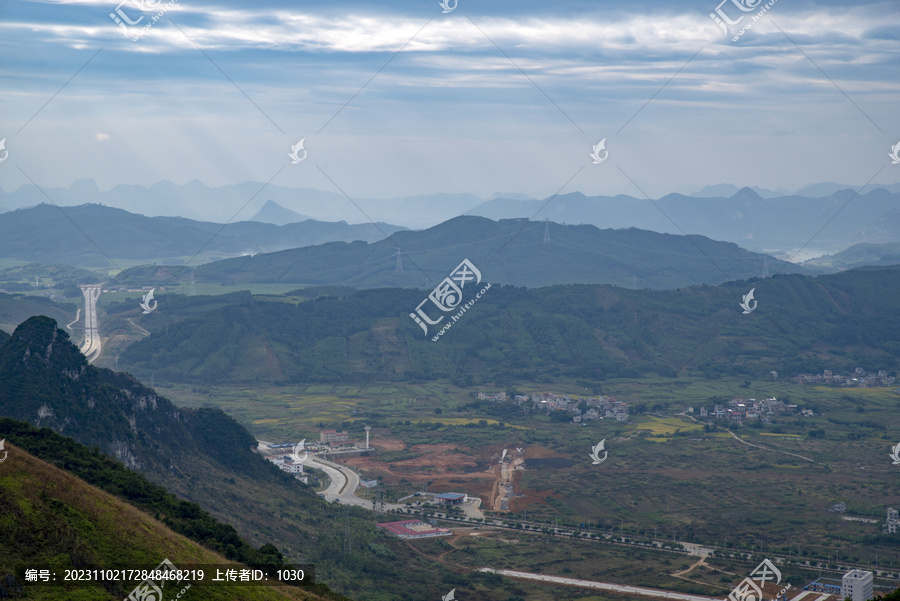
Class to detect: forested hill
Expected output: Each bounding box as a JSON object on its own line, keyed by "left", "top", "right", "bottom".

{"left": 0, "top": 317, "right": 479, "bottom": 601}
{"left": 0, "top": 315, "right": 275, "bottom": 481}
{"left": 118, "top": 265, "right": 900, "bottom": 386}
{"left": 111, "top": 215, "right": 804, "bottom": 290}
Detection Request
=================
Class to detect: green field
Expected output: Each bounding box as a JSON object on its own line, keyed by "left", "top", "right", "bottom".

{"left": 156, "top": 375, "right": 900, "bottom": 575}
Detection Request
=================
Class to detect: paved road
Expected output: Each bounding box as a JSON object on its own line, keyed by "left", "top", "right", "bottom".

{"left": 79, "top": 285, "right": 102, "bottom": 363}
{"left": 479, "top": 568, "right": 720, "bottom": 601}
{"left": 66, "top": 307, "right": 81, "bottom": 331}
{"left": 308, "top": 455, "right": 404, "bottom": 510}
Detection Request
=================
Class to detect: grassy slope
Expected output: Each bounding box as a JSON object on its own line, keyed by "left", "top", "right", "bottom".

{"left": 0, "top": 441, "right": 334, "bottom": 601}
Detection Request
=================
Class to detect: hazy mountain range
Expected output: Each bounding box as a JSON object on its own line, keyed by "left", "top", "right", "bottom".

{"left": 111, "top": 216, "right": 803, "bottom": 290}
{"left": 0, "top": 179, "right": 481, "bottom": 230}
{"left": 3, "top": 179, "right": 899, "bottom": 257}
{"left": 0, "top": 203, "right": 403, "bottom": 268}
{"left": 465, "top": 187, "right": 900, "bottom": 256}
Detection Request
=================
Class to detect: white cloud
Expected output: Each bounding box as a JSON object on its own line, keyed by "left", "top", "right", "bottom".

{"left": 4, "top": 5, "right": 895, "bottom": 56}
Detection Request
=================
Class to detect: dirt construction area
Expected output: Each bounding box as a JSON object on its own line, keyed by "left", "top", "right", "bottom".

{"left": 340, "top": 438, "right": 568, "bottom": 512}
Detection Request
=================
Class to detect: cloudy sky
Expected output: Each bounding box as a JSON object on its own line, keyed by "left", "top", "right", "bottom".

{"left": 1, "top": 0, "right": 899, "bottom": 202}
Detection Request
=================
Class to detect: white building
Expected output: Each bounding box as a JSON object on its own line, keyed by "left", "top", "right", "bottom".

{"left": 886, "top": 507, "right": 899, "bottom": 535}
{"left": 841, "top": 570, "right": 873, "bottom": 601}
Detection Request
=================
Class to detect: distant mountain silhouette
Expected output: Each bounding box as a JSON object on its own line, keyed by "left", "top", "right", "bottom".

{"left": 466, "top": 188, "right": 900, "bottom": 254}
{"left": 112, "top": 215, "right": 804, "bottom": 290}
{"left": 0, "top": 179, "right": 484, "bottom": 228}
{"left": 691, "top": 184, "right": 792, "bottom": 198}
{"left": 0, "top": 203, "right": 404, "bottom": 268}
{"left": 805, "top": 241, "right": 900, "bottom": 269}
{"left": 249, "top": 200, "right": 312, "bottom": 225}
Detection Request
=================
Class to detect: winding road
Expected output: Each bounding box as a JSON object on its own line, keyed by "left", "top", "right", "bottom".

{"left": 307, "top": 454, "right": 404, "bottom": 510}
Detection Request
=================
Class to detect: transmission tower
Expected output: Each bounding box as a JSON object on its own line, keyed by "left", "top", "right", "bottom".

{"left": 762, "top": 256, "right": 769, "bottom": 278}
{"left": 394, "top": 248, "right": 404, "bottom": 272}
{"left": 189, "top": 268, "right": 197, "bottom": 296}
{"left": 543, "top": 220, "right": 550, "bottom": 244}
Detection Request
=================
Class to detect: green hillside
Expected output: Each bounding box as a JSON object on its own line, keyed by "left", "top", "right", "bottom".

{"left": 0, "top": 317, "right": 477, "bottom": 601}
{"left": 0, "top": 429, "right": 343, "bottom": 601}
{"left": 116, "top": 266, "right": 900, "bottom": 386}
{"left": 111, "top": 216, "right": 803, "bottom": 290}
{"left": 0, "top": 292, "right": 77, "bottom": 335}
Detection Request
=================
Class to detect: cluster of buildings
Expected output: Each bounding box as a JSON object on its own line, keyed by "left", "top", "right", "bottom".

{"left": 807, "top": 569, "right": 874, "bottom": 601}
{"left": 265, "top": 455, "right": 308, "bottom": 483}
{"left": 475, "top": 391, "right": 629, "bottom": 423}
{"left": 830, "top": 505, "right": 898, "bottom": 535}
{"left": 793, "top": 368, "right": 895, "bottom": 388}
{"left": 699, "top": 397, "right": 800, "bottom": 423}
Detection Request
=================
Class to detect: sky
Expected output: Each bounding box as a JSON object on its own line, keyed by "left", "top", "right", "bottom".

{"left": 1, "top": 0, "right": 899, "bottom": 203}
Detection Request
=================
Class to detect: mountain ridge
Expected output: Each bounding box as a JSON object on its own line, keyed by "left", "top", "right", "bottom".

{"left": 114, "top": 265, "right": 900, "bottom": 387}
{"left": 0, "top": 203, "right": 404, "bottom": 268}
{"left": 110, "top": 215, "right": 804, "bottom": 290}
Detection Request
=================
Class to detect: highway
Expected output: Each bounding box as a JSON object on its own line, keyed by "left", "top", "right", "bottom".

{"left": 307, "top": 454, "right": 403, "bottom": 510}
{"left": 478, "top": 568, "right": 721, "bottom": 601}
{"left": 79, "top": 284, "right": 103, "bottom": 363}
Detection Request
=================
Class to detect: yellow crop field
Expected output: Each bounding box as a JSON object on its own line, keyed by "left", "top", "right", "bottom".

{"left": 633, "top": 416, "right": 703, "bottom": 435}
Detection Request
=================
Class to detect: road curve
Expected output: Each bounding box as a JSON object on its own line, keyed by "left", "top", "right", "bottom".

{"left": 307, "top": 455, "right": 403, "bottom": 510}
